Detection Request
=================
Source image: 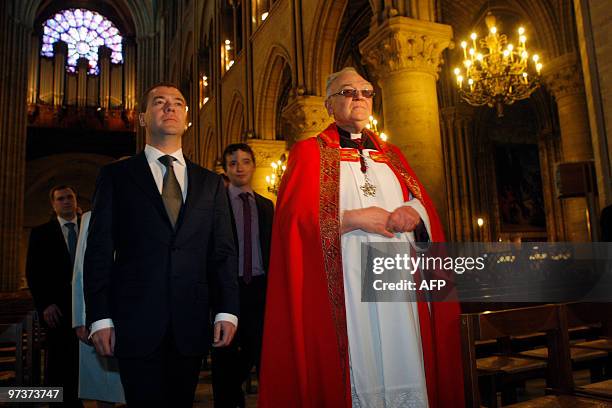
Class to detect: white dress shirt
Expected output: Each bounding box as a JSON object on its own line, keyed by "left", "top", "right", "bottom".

{"left": 90, "top": 145, "right": 237, "bottom": 337}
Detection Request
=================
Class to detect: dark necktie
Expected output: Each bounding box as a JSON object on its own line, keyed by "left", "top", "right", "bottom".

{"left": 65, "top": 222, "right": 77, "bottom": 265}
{"left": 239, "top": 192, "right": 252, "bottom": 284}
{"left": 158, "top": 155, "right": 183, "bottom": 228}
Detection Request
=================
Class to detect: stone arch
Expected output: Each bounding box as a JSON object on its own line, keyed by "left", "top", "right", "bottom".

{"left": 34, "top": 0, "right": 145, "bottom": 37}
{"left": 443, "top": 0, "right": 568, "bottom": 60}
{"left": 306, "top": 0, "right": 348, "bottom": 96}
{"left": 255, "top": 45, "right": 293, "bottom": 139}
{"left": 226, "top": 91, "right": 245, "bottom": 145}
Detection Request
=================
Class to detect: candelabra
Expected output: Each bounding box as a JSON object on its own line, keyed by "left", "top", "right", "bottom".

{"left": 453, "top": 14, "right": 543, "bottom": 117}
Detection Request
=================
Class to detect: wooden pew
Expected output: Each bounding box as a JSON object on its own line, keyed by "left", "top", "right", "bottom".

{"left": 461, "top": 303, "right": 611, "bottom": 407}
{"left": 565, "top": 303, "right": 612, "bottom": 399}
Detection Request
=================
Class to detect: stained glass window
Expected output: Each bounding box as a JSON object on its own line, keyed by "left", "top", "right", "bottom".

{"left": 41, "top": 9, "right": 123, "bottom": 75}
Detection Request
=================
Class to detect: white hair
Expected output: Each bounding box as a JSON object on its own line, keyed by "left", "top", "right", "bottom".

{"left": 325, "top": 67, "right": 360, "bottom": 98}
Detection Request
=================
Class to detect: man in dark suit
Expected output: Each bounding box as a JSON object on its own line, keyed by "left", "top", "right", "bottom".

{"left": 26, "top": 185, "right": 82, "bottom": 407}
{"left": 84, "top": 83, "right": 239, "bottom": 407}
{"left": 212, "top": 143, "right": 274, "bottom": 408}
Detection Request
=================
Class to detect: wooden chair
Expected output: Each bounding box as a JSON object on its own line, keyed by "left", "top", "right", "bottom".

{"left": 461, "top": 303, "right": 610, "bottom": 407}
{"left": 565, "top": 303, "right": 612, "bottom": 399}
{"left": 0, "top": 310, "right": 37, "bottom": 385}
{"left": 0, "top": 322, "right": 23, "bottom": 384}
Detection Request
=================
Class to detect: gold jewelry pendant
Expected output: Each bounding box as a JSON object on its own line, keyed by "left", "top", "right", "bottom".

{"left": 360, "top": 176, "right": 377, "bottom": 197}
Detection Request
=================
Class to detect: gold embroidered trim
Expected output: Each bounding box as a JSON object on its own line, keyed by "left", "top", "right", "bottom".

{"left": 385, "top": 149, "right": 423, "bottom": 201}
{"left": 340, "top": 150, "right": 360, "bottom": 161}
{"left": 317, "top": 136, "right": 349, "bottom": 401}
{"left": 369, "top": 151, "right": 390, "bottom": 163}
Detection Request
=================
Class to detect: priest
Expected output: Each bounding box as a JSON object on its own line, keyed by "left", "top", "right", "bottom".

{"left": 258, "top": 67, "right": 464, "bottom": 408}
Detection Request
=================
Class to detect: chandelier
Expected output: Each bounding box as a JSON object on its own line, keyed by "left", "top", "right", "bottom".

{"left": 453, "top": 14, "right": 543, "bottom": 117}
{"left": 266, "top": 154, "right": 287, "bottom": 195}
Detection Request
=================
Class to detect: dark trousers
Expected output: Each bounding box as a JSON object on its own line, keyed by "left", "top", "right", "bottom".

{"left": 212, "top": 275, "right": 266, "bottom": 408}
{"left": 46, "top": 321, "right": 82, "bottom": 407}
{"left": 118, "top": 330, "right": 203, "bottom": 408}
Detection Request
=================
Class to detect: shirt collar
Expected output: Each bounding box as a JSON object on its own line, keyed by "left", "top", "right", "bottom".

{"left": 336, "top": 125, "right": 377, "bottom": 150}
{"left": 57, "top": 215, "right": 77, "bottom": 227}
{"left": 228, "top": 183, "right": 254, "bottom": 200}
{"left": 144, "top": 144, "right": 186, "bottom": 168}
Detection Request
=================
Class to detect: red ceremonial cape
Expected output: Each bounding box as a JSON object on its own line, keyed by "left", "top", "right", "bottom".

{"left": 258, "top": 123, "right": 465, "bottom": 407}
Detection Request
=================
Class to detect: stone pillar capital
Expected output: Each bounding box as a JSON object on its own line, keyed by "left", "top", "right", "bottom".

{"left": 542, "top": 52, "right": 585, "bottom": 100}
{"left": 281, "top": 95, "right": 332, "bottom": 144}
{"left": 359, "top": 17, "right": 453, "bottom": 81}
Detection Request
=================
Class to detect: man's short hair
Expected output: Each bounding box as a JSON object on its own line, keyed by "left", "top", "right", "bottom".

{"left": 49, "top": 185, "right": 77, "bottom": 202}
{"left": 222, "top": 143, "right": 256, "bottom": 170}
{"left": 139, "top": 82, "right": 185, "bottom": 113}
{"left": 325, "top": 67, "right": 360, "bottom": 98}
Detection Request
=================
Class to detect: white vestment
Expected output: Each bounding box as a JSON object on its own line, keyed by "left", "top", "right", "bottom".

{"left": 72, "top": 212, "right": 126, "bottom": 403}
{"left": 340, "top": 145, "right": 431, "bottom": 408}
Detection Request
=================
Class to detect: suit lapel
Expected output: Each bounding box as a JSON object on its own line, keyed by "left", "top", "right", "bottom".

{"left": 127, "top": 152, "right": 171, "bottom": 227}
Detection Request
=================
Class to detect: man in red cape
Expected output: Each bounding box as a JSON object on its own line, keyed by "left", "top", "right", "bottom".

{"left": 259, "top": 68, "right": 464, "bottom": 407}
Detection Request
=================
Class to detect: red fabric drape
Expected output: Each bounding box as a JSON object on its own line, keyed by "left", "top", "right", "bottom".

{"left": 258, "top": 123, "right": 465, "bottom": 408}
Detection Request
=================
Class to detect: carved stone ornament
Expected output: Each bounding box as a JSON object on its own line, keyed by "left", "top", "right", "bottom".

{"left": 360, "top": 17, "right": 453, "bottom": 80}
{"left": 542, "top": 52, "right": 585, "bottom": 100}
{"left": 248, "top": 139, "right": 288, "bottom": 167}
{"left": 281, "top": 95, "right": 333, "bottom": 137}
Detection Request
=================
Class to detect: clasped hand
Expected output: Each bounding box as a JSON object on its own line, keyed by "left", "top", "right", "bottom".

{"left": 341, "top": 206, "right": 421, "bottom": 237}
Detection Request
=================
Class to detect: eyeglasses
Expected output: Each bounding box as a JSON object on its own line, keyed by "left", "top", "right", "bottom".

{"left": 329, "top": 89, "right": 376, "bottom": 99}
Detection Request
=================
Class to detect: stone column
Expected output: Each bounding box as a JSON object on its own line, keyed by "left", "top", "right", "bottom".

{"left": 98, "top": 46, "right": 111, "bottom": 110}
{"left": 248, "top": 139, "right": 288, "bottom": 203}
{"left": 281, "top": 95, "right": 332, "bottom": 146}
{"left": 440, "top": 106, "right": 482, "bottom": 242}
{"left": 544, "top": 52, "right": 593, "bottom": 241}
{"left": 52, "top": 41, "right": 67, "bottom": 108}
{"left": 360, "top": 17, "right": 453, "bottom": 230}
{"left": 0, "top": 3, "right": 31, "bottom": 290}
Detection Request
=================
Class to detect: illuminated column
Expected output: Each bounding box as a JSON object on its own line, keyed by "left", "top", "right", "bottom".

{"left": 544, "top": 52, "right": 593, "bottom": 241}
{"left": 360, "top": 17, "right": 453, "bottom": 229}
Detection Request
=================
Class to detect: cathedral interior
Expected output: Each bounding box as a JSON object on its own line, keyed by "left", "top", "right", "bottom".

{"left": 0, "top": 0, "right": 611, "bottom": 405}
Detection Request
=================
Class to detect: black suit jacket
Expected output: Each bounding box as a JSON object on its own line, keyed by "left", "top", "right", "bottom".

{"left": 84, "top": 152, "right": 239, "bottom": 358}
{"left": 26, "top": 218, "right": 77, "bottom": 321}
{"left": 227, "top": 191, "right": 274, "bottom": 274}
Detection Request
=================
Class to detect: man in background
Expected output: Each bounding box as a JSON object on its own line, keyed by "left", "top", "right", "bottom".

{"left": 27, "top": 185, "right": 82, "bottom": 407}
{"left": 212, "top": 143, "right": 273, "bottom": 408}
